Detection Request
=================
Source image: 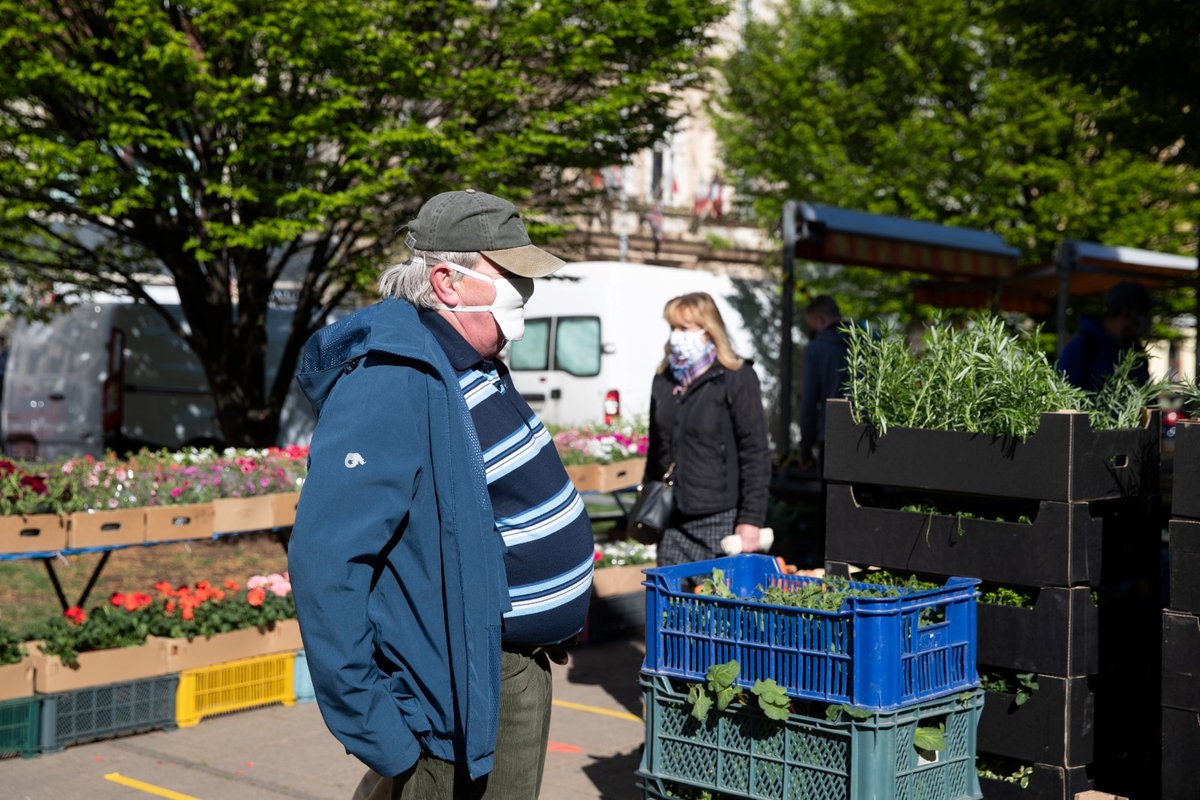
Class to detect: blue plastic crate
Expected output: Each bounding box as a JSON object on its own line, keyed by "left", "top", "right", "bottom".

{"left": 639, "top": 672, "right": 983, "bottom": 800}
{"left": 643, "top": 554, "right": 979, "bottom": 711}
{"left": 40, "top": 674, "right": 177, "bottom": 753}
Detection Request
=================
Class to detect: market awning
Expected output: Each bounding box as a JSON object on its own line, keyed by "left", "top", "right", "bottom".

{"left": 775, "top": 200, "right": 1024, "bottom": 457}
{"left": 1041, "top": 239, "right": 1199, "bottom": 349}
{"left": 792, "top": 202, "right": 1021, "bottom": 279}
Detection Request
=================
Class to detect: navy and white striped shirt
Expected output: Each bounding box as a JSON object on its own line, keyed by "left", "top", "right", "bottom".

{"left": 421, "top": 311, "right": 594, "bottom": 646}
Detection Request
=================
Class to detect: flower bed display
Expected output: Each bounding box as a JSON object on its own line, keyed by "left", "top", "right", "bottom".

{"left": 554, "top": 422, "right": 648, "bottom": 493}
{"left": 23, "top": 573, "right": 298, "bottom": 692}
{"left": 0, "top": 446, "right": 307, "bottom": 554}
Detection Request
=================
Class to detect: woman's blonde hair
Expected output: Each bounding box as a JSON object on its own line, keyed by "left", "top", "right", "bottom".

{"left": 659, "top": 292, "right": 744, "bottom": 373}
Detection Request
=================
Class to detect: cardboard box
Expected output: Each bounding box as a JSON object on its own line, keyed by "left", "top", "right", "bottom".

{"left": 566, "top": 458, "right": 645, "bottom": 494}
{"left": 168, "top": 618, "right": 302, "bottom": 672}
{"left": 1169, "top": 518, "right": 1200, "bottom": 614}
{"left": 591, "top": 564, "right": 648, "bottom": 597}
{"left": 32, "top": 637, "right": 175, "bottom": 693}
{"left": 979, "top": 675, "right": 1094, "bottom": 766}
{"left": 979, "top": 588, "right": 1099, "bottom": 678}
{"left": 823, "top": 398, "right": 1159, "bottom": 502}
{"left": 0, "top": 656, "right": 35, "bottom": 701}
{"left": 270, "top": 491, "right": 300, "bottom": 528}
{"left": 1163, "top": 610, "right": 1200, "bottom": 712}
{"left": 66, "top": 508, "right": 145, "bottom": 549}
{"left": 143, "top": 502, "right": 214, "bottom": 543}
{"left": 212, "top": 496, "right": 276, "bottom": 533}
{"left": 0, "top": 513, "right": 66, "bottom": 555}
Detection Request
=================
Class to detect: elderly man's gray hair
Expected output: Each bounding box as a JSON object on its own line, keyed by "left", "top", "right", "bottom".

{"left": 378, "top": 249, "right": 482, "bottom": 308}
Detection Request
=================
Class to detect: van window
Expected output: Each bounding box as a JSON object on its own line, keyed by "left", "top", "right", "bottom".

{"left": 510, "top": 318, "right": 550, "bottom": 370}
{"left": 556, "top": 317, "right": 601, "bottom": 377}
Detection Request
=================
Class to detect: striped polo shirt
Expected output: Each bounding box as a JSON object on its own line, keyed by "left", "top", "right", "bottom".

{"left": 421, "top": 311, "right": 594, "bottom": 647}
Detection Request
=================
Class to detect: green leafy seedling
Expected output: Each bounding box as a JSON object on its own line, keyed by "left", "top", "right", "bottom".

{"left": 913, "top": 722, "right": 945, "bottom": 760}
{"left": 751, "top": 679, "right": 791, "bottom": 721}
{"left": 706, "top": 659, "right": 741, "bottom": 712}
{"left": 825, "top": 703, "right": 873, "bottom": 722}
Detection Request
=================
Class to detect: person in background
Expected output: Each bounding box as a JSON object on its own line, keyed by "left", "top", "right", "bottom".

{"left": 289, "top": 189, "right": 593, "bottom": 800}
{"left": 798, "top": 295, "right": 850, "bottom": 473}
{"left": 1057, "top": 281, "right": 1152, "bottom": 390}
{"left": 644, "top": 292, "right": 771, "bottom": 566}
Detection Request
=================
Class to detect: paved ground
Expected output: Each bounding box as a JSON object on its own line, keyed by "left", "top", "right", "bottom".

{"left": 0, "top": 634, "right": 649, "bottom": 800}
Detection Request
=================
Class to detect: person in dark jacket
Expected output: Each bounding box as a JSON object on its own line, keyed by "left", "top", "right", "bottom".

{"left": 643, "top": 292, "right": 771, "bottom": 566}
{"left": 798, "top": 295, "right": 850, "bottom": 473}
{"left": 1057, "top": 281, "right": 1152, "bottom": 390}
{"left": 289, "top": 190, "right": 593, "bottom": 800}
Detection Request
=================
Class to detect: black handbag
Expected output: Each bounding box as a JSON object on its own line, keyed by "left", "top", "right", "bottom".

{"left": 628, "top": 464, "right": 675, "bottom": 544}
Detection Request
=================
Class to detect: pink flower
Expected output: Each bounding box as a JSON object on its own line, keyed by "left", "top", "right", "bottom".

{"left": 247, "top": 575, "right": 269, "bottom": 590}
{"left": 170, "top": 486, "right": 184, "bottom": 499}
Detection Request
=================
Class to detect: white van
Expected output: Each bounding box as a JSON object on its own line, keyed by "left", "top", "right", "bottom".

{"left": 506, "top": 261, "right": 766, "bottom": 427}
{"left": 2, "top": 286, "right": 317, "bottom": 458}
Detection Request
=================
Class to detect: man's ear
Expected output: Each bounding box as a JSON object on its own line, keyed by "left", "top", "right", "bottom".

{"left": 430, "top": 264, "right": 461, "bottom": 307}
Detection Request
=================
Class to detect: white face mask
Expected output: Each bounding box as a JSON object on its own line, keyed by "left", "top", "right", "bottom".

{"left": 435, "top": 262, "right": 534, "bottom": 342}
{"left": 669, "top": 329, "right": 709, "bottom": 362}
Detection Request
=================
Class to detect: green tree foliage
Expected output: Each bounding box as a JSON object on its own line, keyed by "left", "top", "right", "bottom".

{"left": 713, "top": 0, "right": 1198, "bottom": 305}
{"left": 992, "top": 0, "right": 1200, "bottom": 164}
{"left": 0, "top": 0, "right": 727, "bottom": 445}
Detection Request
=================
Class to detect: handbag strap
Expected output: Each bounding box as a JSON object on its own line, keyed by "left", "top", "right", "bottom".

{"left": 662, "top": 462, "right": 676, "bottom": 483}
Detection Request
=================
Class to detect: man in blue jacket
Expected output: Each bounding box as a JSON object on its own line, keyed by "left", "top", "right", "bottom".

{"left": 289, "top": 190, "right": 594, "bottom": 800}
{"left": 798, "top": 294, "right": 850, "bottom": 473}
{"left": 1057, "top": 281, "right": 1152, "bottom": 390}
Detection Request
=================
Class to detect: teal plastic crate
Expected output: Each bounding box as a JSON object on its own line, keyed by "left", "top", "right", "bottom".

{"left": 294, "top": 650, "right": 315, "bottom": 704}
{"left": 644, "top": 555, "right": 979, "bottom": 711}
{"left": 40, "top": 674, "right": 177, "bottom": 753}
{"left": 0, "top": 695, "right": 40, "bottom": 759}
{"left": 639, "top": 672, "right": 983, "bottom": 800}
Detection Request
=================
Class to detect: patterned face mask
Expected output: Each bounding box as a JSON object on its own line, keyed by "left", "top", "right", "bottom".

{"left": 433, "top": 261, "right": 535, "bottom": 342}
{"left": 668, "top": 329, "right": 709, "bottom": 363}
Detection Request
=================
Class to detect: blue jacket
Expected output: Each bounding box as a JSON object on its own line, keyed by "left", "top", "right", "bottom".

{"left": 288, "top": 299, "right": 510, "bottom": 780}
{"left": 1057, "top": 315, "right": 1150, "bottom": 390}
{"left": 800, "top": 325, "right": 851, "bottom": 449}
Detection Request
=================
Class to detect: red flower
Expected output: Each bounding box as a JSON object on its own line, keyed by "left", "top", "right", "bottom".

{"left": 64, "top": 606, "right": 86, "bottom": 625}
{"left": 0, "top": 460, "right": 15, "bottom": 477}
{"left": 223, "top": 579, "right": 240, "bottom": 592}
{"left": 246, "top": 587, "right": 266, "bottom": 607}
{"left": 196, "top": 580, "right": 211, "bottom": 591}
{"left": 154, "top": 580, "right": 173, "bottom": 596}
{"left": 165, "top": 599, "right": 178, "bottom": 614}
{"left": 110, "top": 592, "right": 127, "bottom": 608}
{"left": 181, "top": 605, "right": 194, "bottom": 621}
{"left": 19, "top": 474, "right": 47, "bottom": 495}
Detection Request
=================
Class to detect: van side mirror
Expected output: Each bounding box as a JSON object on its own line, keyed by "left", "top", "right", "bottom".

{"left": 601, "top": 343, "right": 616, "bottom": 355}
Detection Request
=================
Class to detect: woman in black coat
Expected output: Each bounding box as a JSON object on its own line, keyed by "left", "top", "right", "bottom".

{"left": 643, "top": 292, "right": 771, "bottom": 566}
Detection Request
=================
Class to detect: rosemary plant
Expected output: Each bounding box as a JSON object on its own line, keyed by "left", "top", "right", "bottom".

{"left": 844, "top": 315, "right": 1157, "bottom": 438}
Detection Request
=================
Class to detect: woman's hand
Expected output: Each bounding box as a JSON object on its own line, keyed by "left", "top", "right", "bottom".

{"left": 735, "top": 523, "right": 761, "bottom": 553}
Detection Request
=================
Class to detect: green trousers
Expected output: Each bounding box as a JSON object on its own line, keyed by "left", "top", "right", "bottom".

{"left": 352, "top": 650, "right": 554, "bottom": 800}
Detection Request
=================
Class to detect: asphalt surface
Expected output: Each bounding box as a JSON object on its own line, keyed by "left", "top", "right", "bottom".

{"left": 0, "top": 634, "right": 649, "bottom": 800}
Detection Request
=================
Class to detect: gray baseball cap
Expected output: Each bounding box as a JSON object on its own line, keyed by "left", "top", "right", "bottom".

{"left": 405, "top": 189, "right": 565, "bottom": 278}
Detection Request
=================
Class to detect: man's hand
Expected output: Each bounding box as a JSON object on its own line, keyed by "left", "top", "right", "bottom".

{"left": 735, "top": 523, "right": 761, "bottom": 553}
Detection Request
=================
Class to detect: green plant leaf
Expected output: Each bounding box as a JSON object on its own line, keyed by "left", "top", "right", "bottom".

{"left": 751, "top": 679, "right": 791, "bottom": 721}
{"left": 913, "top": 723, "right": 945, "bottom": 755}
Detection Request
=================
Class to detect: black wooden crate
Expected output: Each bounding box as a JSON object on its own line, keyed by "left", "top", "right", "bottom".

{"left": 1172, "top": 419, "right": 1200, "bottom": 520}
{"left": 1169, "top": 518, "right": 1200, "bottom": 614}
{"left": 977, "top": 763, "right": 1092, "bottom": 800}
{"left": 822, "top": 398, "right": 1159, "bottom": 502}
{"left": 1162, "top": 705, "right": 1200, "bottom": 800}
{"left": 978, "top": 675, "right": 1093, "bottom": 766}
{"left": 1163, "top": 609, "right": 1200, "bottom": 712}
{"left": 825, "top": 483, "right": 1161, "bottom": 589}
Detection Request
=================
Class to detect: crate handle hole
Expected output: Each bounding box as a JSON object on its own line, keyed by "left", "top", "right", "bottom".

{"left": 18, "top": 528, "right": 40, "bottom": 537}
{"left": 100, "top": 522, "right": 121, "bottom": 531}
{"left": 171, "top": 516, "right": 193, "bottom": 526}
{"left": 1109, "top": 454, "right": 1129, "bottom": 469}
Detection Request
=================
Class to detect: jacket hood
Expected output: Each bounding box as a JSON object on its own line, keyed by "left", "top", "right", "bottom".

{"left": 296, "top": 300, "right": 443, "bottom": 417}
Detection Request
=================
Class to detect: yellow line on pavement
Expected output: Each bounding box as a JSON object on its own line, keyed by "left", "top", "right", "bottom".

{"left": 104, "top": 773, "right": 200, "bottom": 800}
{"left": 552, "top": 699, "right": 641, "bottom": 723}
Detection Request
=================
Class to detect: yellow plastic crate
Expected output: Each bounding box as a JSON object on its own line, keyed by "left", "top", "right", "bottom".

{"left": 176, "top": 651, "right": 295, "bottom": 728}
